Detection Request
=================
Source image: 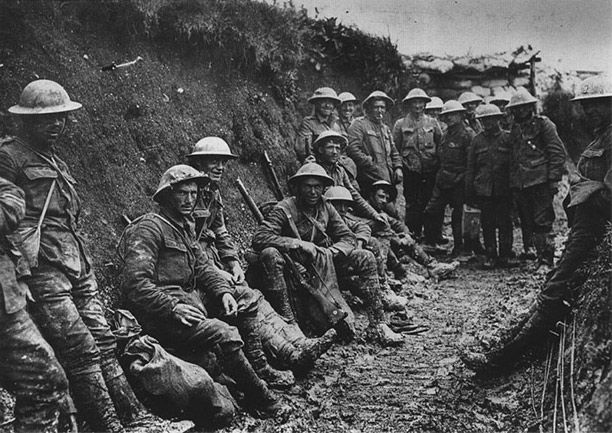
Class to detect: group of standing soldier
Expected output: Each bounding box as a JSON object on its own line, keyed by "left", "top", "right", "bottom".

{"left": 0, "top": 71, "right": 610, "bottom": 431}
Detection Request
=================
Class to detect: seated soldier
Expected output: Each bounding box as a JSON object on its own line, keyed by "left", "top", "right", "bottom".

{"left": 368, "top": 180, "right": 459, "bottom": 280}
{"left": 186, "top": 137, "right": 335, "bottom": 380}
{"left": 323, "top": 186, "right": 409, "bottom": 312}
{"left": 252, "top": 162, "right": 404, "bottom": 347}
{"left": 117, "top": 165, "right": 287, "bottom": 417}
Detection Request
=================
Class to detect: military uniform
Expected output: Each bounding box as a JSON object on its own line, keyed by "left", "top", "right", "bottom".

{"left": 510, "top": 115, "right": 566, "bottom": 264}
{"left": 392, "top": 114, "right": 442, "bottom": 236}
{"left": 424, "top": 122, "right": 475, "bottom": 248}
{"left": 0, "top": 176, "right": 69, "bottom": 433}
{"left": 466, "top": 129, "right": 513, "bottom": 260}
{"left": 465, "top": 117, "right": 483, "bottom": 135}
{"left": 0, "top": 137, "right": 138, "bottom": 432}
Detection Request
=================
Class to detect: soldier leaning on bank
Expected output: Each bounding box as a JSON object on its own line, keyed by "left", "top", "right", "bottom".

{"left": 392, "top": 88, "right": 443, "bottom": 240}
{"left": 507, "top": 87, "right": 567, "bottom": 269}
{"left": 465, "top": 105, "right": 515, "bottom": 269}
{"left": 0, "top": 176, "right": 70, "bottom": 433}
{"left": 0, "top": 80, "right": 147, "bottom": 433}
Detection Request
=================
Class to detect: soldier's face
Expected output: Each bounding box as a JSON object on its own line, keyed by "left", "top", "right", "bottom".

{"left": 298, "top": 177, "right": 324, "bottom": 207}
{"left": 371, "top": 189, "right": 389, "bottom": 210}
{"left": 332, "top": 201, "right": 350, "bottom": 215}
{"left": 169, "top": 181, "right": 198, "bottom": 216}
{"left": 340, "top": 101, "right": 355, "bottom": 120}
{"left": 511, "top": 104, "right": 534, "bottom": 121}
{"left": 425, "top": 108, "right": 441, "bottom": 118}
{"left": 408, "top": 100, "right": 426, "bottom": 116}
{"left": 581, "top": 99, "right": 612, "bottom": 129}
{"left": 317, "top": 140, "right": 342, "bottom": 164}
{"left": 197, "top": 157, "right": 228, "bottom": 183}
{"left": 24, "top": 113, "right": 67, "bottom": 146}
{"left": 481, "top": 116, "right": 501, "bottom": 131}
{"left": 315, "top": 99, "right": 336, "bottom": 118}
{"left": 463, "top": 102, "right": 480, "bottom": 115}
{"left": 441, "top": 112, "right": 462, "bottom": 126}
{"left": 367, "top": 100, "right": 387, "bottom": 123}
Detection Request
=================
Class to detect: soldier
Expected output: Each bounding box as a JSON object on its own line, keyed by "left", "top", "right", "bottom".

{"left": 118, "top": 165, "right": 287, "bottom": 417}
{"left": 337, "top": 91, "right": 358, "bottom": 137}
{"left": 0, "top": 176, "right": 70, "bottom": 433}
{"left": 252, "top": 163, "right": 404, "bottom": 347}
{"left": 487, "top": 91, "right": 512, "bottom": 131}
{"left": 0, "top": 80, "right": 146, "bottom": 432}
{"left": 465, "top": 105, "right": 515, "bottom": 268}
{"left": 462, "top": 75, "right": 611, "bottom": 371}
{"left": 458, "top": 91, "right": 484, "bottom": 134}
{"left": 367, "top": 180, "right": 459, "bottom": 280}
{"left": 392, "top": 88, "right": 443, "bottom": 239}
{"left": 425, "top": 96, "right": 447, "bottom": 134}
{"left": 507, "top": 87, "right": 567, "bottom": 270}
{"left": 423, "top": 100, "right": 475, "bottom": 255}
{"left": 186, "top": 136, "right": 335, "bottom": 384}
{"left": 347, "top": 90, "right": 403, "bottom": 206}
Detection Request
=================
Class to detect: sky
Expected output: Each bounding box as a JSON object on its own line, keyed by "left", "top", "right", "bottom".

{"left": 283, "top": 0, "right": 612, "bottom": 73}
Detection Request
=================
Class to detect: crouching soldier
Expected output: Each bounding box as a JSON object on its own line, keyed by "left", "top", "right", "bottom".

{"left": 461, "top": 75, "right": 612, "bottom": 372}
{"left": 186, "top": 137, "right": 334, "bottom": 383}
{"left": 368, "top": 180, "right": 459, "bottom": 280}
{"left": 0, "top": 176, "right": 70, "bottom": 433}
{"left": 1, "top": 80, "right": 146, "bottom": 432}
{"left": 465, "top": 104, "right": 516, "bottom": 268}
{"left": 117, "top": 165, "right": 287, "bottom": 417}
{"left": 253, "top": 163, "right": 404, "bottom": 346}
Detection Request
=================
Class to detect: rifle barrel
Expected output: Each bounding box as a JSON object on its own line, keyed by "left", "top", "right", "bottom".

{"left": 235, "top": 178, "right": 264, "bottom": 224}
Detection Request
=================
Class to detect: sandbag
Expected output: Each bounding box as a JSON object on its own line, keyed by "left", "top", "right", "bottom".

{"left": 122, "top": 335, "right": 236, "bottom": 428}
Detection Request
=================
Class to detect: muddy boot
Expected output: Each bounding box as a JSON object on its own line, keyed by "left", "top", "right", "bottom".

{"left": 482, "top": 255, "right": 496, "bottom": 269}
{"left": 366, "top": 323, "right": 404, "bottom": 347}
{"left": 70, "top": 371, "right": 125, "bottom": 433}
{"left": 427, "top": 260, "right": 459, "bottom": 280}
{"left": 240, "top": 316, "right": 295, "bottom": 389}
{"left": 380, "top": 285, "right": 408, "bottom": 311}
{"left": 101, "top": 357, "right": 152, "bottom": 427}
{"left": 519, "top": 246, "right": 537, "bottom": 261}
{"left": 224, "top": 351, "right": 290, "bottom": 418}
{"left": 289, "top": 328, "right": 337, "bottom": 375}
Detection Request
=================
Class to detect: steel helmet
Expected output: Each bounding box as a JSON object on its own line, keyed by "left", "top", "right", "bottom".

{"left": 506, "top": 87, "right": 538, "bottom": 108}
{"left": 371, "top": 179, "right": 398, "bottom": 202}
{"left": 362, "top": 90, "right": 394, "bottom": 109}
{"left": 571, "top": 75, "right": 612, "bottom": 102}
{"left": 288, "top": 162, "right": 334, "bottom": 187}
{"left": 338, "top": 92, "right": 358, "bottom": 104}
{"left": 153, "top": 164, "right": 209, "bottom": 202}
{"left": 489, "top": 91, "right": 511, "bottom": 106}
{"left": 439, "top": 100, "right": 466, "bottom": 116}
{"left": 8, "top": 80, "right": 82, "bottom": 115}
{"left": 324, "top": 186, "right": 353, "bottom": 202}
{"left": 475, "top": 104, "right": 504, "bottom": 119}
{"left": 308, "top": 87, "right": 341, "bottom": 104}
{"left": 187, "top": 137, "right": 237, "bottom": 159}
{"left": 402, "top": 88, "right": 431, "bottom": 104}
{"left": 312, "top": 130, "right": 348, "bottom": 151}
{"left": 425, "top": 96, "right": 443, "bottom": 110}
{"left": 458, "top": 92, "right": 483, "bottom": 106}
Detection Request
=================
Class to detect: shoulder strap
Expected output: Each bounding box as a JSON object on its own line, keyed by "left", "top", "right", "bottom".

{"left": 37, "top": 180, "right": 56, "bottom": 231}
{"left": 279, "top": 205, "right": 302, "bottom": 241}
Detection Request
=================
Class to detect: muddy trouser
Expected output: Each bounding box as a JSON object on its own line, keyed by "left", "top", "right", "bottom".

{"left": 424, "top": 183, "right": 464, "bottom": 247}
{"left": 514, "top": 183, "right": 555, "bottom": 263}
{"left": 334, "top": 249, "right": 386, "bottom": 327}
{"left": 477, "top": 195, "right": 513, "bottom": 258}
{"left": 0, "top": 306, "right": 69, "bottom": 433}
{"left": 365, "top": 237, "right": 389, "bottom": 282}
{"left": 26, "top": 257, "right": 127, "bottom": 432}
{"left": 402, "top": 169, "right": 437, "bottom": 238}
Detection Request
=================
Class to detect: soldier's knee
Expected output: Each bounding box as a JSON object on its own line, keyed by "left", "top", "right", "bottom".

{"left": 201, "top": 318, "right": 244, "bottom": 355}
{"left": 350, "top": 249, "right": 377, "bottom": 274}
{"left": 260, "top": 247, "right": 285, "bottom": 266}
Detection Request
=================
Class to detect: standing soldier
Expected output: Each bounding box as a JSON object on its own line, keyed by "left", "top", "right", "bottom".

{"left": 337, "top": 92, "right": 358, "bottom": 136}
{"left": 424, "top": 100, "right": 475, "bottom": 255}
{"left": 507, "top": 87, "right": 566, "bottom": 270}
{"left": 425, "top": 96, "right": 447, "bottom": 134}
{"left": 465, "top": 105, "right": 515, "bottom": 268}
{"left": 295, "top": 87, "right": 342, "bottom": 163}
{"left": 392, "top": 88, "right": 442, "bottom": 239}
{"left": 347, "top": 90, "right": 403, "bottom": 207}
{"left": 0, "top": 80, "right": 146, "bottom": 432}
{"left": 488, "top": 91, "right": 512, "bottom": 130}
{"left": 458, "top": 91, "right": 484, "bottom": 134}
{"left": 462, "top": 75, "right": 611, "bottom": 371}
{"left": 0, "top": 176, "right": 70, "bottom": 433}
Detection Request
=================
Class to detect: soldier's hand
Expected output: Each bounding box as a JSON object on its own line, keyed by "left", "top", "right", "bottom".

{"left": 228, "top": 260, "right": 245, "bottom": 285}
{"left": 172, "top": 303, "right": 206, "bottom": 326}
{"left": 297, "top": 240, "right": 318, "bottom": 259}
{"left": 304, "top": 155, "right": 317, "bottom": 163}
{"left": 221, "top": 293, "right": 238, "bottom": 317}
{"left": 374, "top": 212, "right": 390, "bottom": 228}
{"left": 393, "top": 168, "right": 403, "bottom": 184}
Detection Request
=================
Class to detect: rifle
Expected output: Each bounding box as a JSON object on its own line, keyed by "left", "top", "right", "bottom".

{"left": 263, "top": 151, "right": 284, "bottom": 201}
{"left": 234, "top": 177, "right": 347, "bottom": 327}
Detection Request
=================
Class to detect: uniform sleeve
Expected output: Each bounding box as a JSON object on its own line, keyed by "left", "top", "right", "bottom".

{"left": 347, "top": 121, "right": 378, "bottom": 176}
{"left": 0, "top": 148, "right": 20, "bottom": 183}
{"left": 389, "top": 128, "right": 403, "bottom": 170}
{"left": 542, "top": 117, "right": 567, "bottom": 182}
{"left": 211, "top": 198, "right": 239, "bottom": 263}
{"left": 341, "top": 170, "right": 379, "bottom": 219}
{"left": 389, "top": 215, "right": 410, "bottom": 235}
{"left": 326, "top": 203, "right": 356, "bottom": 256}
{"left": 194, "top": 248, "right": 234, "bottom": 299}
{"left": 465, "top": 136, "right": 477, "bottom": 200}
{"left": 295, "top": 119, "right": 314, "bottom": 163}
{"left": 347, "top": 217, "right": 371, "bottom": 242}
{"left": 119, "top": 220, "right": 180, "bottom": 318}
{"left": 0, "top": 177, "right": 25, "bottom": 235}
{"left": 252, "top": 206, "right": 297, "bottom": 252}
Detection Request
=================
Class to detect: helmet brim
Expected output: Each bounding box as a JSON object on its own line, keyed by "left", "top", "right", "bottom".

{"left": 402, "top": 96, "right": 432, "bottom": 104}
{"left": 8, "top": 101, "right": 82, "bottom": 115}
{"left": 288, "top": 173, "right": 334, "bottom": 188}
{"left": 186, "top": 151, "right": 238, "bottom": 159}
{"left": 440, "top": 108, "right": 466, "bottom": 116}
{"left": 571, "top": 93, "right": 612, "bottom": 102}
{"left": 475, "top": 113, "right": 504, "bottom": 119}
{"left": 308, "top": 96, "right": 341, "bottom": 104}
{"left": 152, "top": 174, "right": 209, "bottom": 202}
